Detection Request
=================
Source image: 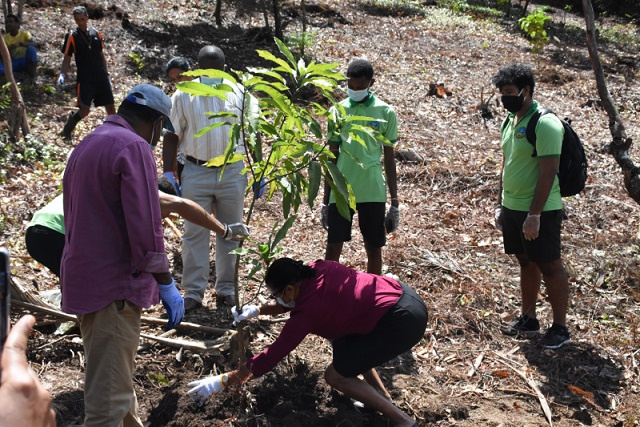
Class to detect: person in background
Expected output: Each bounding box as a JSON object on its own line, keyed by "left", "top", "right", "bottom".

{"left": 0, "top": 315, "right": 56, "bottom": 427}
{"left": 493, "top": 63, "right": 571, "bottom": 349}
{"left": 0, "top": 14, "right": 38, "bottom": 83}
{"left": 25, "top": 178, "right": 249, "bottom": 279}
{"left": 322, "top": 58, "right": 400, "bottom": 275}
{"left": 186, "top": 258, "right": 428, "bottom": 427}
{"left": 61, "top": 84, "right": 183, "bottom": 427}
{"left": 163, "top": 56, "right": 194, "bottom": 186}
{"left": 58, "top": 6, "right": 115, "bottom": 141}
{"left": 163, "top": 45, "right": 261, "bottom": 313}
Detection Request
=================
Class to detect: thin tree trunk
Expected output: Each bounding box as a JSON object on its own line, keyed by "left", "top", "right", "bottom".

{"left": 581, "top": 0, "right": 639, "bottom": 201}
{"left": 17, "top": 0, "right": 24, "bottom": 21}
{"left": 0, "top": 31, "right": 30, "bottom": 140}
{"left": 263, "top": 0, "right": 271, "bottom": 34}
{"left": 3, "top": 0, "right": 12, "bottom": 17}
{"left": 214, "top": 0, "right": 222, "bottom": 27}
{"left": 272, "top": 0, "right": 283, "bottom": 40}
{"left": 520, "top": 0, "right": 531, "bottom": 18}
{"left": 300, "top": 0, "right": 306, "bottom": 58}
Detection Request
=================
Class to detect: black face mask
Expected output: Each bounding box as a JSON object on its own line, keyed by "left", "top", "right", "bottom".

{"left": 501, "top": 89, "right": 525, "bottom": 113}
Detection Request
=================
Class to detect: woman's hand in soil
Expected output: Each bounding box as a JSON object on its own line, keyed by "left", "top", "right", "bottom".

{"left": 0, "top": 315, "right": 56, "bottom": 427}
{"left": 187, "top": 373, "right": 228, "bottom": 403}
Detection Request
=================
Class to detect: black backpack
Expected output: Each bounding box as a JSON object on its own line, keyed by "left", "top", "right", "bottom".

{"left": 501, "top": 108, "right": 588, "bottom": 197}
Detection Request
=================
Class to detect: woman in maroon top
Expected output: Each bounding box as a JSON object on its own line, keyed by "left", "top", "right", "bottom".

{"left": 186, "top": 258, "right": 428, "bottom": 427}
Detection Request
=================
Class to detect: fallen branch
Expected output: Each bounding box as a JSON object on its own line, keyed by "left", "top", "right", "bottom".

{"left": 12, "top": 299, "right": 233, "bottom": 336}
{"left": 493, "top": 351, "right": 553, "bottom": 426}
{"left": 467, "top": 351, "right": 485, "bottom": 377}
{"left": 139, "top": 332, "right": 225, "bottom": 353}
{"left": 164, "top": 217, "right": 182, "bottom": 239}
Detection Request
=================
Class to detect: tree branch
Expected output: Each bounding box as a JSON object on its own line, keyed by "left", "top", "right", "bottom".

{"left": 582, "top": 0, "right": 639, "bottom": 202}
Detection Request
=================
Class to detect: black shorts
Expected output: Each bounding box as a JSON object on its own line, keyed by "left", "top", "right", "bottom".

{"left": 332, "top": 283, "right": 428, "bottom": 377}
{"left": 327, "top": 202, "right": 386, "bottom": 248}
{"left": 77, "top": 78, "right": 114, "bottom": 108}
{"left": 502, "top": 206, "right": 562, "bottom": 263}
{"left": 25, "top": 225, "right": 65, "bottom": 278}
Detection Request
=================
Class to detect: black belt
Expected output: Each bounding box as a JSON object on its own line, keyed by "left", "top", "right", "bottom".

{"left": 186, "top": 155, "right": 210, "bottom": 166}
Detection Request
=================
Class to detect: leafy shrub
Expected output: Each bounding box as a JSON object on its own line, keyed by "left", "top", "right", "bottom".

{"left": 284, "top": 29, "right": 315, "bottom": 59}
{"left": 357, "top": 0, "right": 426, "bottom": 17}
{"left": 437, "top": 0, "right": 502, "bottom": 18}
{"left": 0, "top": 133, "right": 66, "bottom": 182}
{"left": 519, "top": 7, "right": 551, "bottom": 53}
{"left": 600, "top": 22, "right": 640, "bottom": 48}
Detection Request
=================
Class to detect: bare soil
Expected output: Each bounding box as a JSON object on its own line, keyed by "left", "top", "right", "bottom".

{"left": 2, "top": 0, "right": 640, "bottom": 426}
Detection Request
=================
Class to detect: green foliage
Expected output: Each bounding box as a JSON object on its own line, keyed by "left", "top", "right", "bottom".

{"left": 147, "top": 373, "right": 169, "bottom": 386}
{"left": 599, "top": 22, "right": 640, "bottom": 48}
{"left": 357, "top": 0, "right": 426, "bottom": 17}
{"left": 437, "top": 0, "right": 502, "bottom": 18}
{"left": 0, "top": 133, "right": 66, "bottom": 183}
{"left": 231, "top": 215, "right": 298, "bottom": 282}
{"left": 519, "top": 8, "right": 551, "bottom": 53}
{"left": 284, "top": 29, "right": 315, "bottom": 58}
{"left": 0, "top": 82, "right": 12, "bottom": 113}
{"left": 128, "top": 52, "right": 144, "bottom": 74}
{"left": 178, "top": 38, "right": 389, "bottom": 298}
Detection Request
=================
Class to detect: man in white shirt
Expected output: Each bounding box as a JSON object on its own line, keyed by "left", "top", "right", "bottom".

{"left": 162, "top": 45, "right": 255, "bottom": 312}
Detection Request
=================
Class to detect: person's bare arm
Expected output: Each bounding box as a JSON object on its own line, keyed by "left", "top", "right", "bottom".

{"left": 162, "top": 132, "right": 179, "bottom": 173}
{"left": 383, "top": 145, "right": 398, "bottom": 208}
{"left": 100, "top": 51, "right": 109, "bottom": 75}
{"left": 159, "top": 192, "right": 226, "bottom": 236}
{"left": 258, "top": 302, "right": 287, "bottom": 316}
{"left": 323, "top": 144, "right": 340, "bottom": 205}
{"left": 60, "top": 55, "right": 71, "bottom": 78}
{"left": 528, "top": 157, "right": 559, "bottom": 215}
{"left": 522, "top": 157, "right": 559, "bottom": 240}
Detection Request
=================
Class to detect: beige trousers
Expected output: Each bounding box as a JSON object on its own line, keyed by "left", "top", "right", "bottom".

{"left": 78, "top": 300, "right": 143, "bottom": 427}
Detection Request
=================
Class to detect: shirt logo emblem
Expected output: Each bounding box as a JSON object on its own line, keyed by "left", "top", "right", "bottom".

{"left": 368, "top": 121, "right": 380, "bottom": 130}
{"left": 515, "top": 127, "right": 527, "bottom": 139}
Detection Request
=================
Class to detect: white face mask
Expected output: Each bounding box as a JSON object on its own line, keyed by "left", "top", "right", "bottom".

{"left": 276, "top": 296, "right": 295, "bottom": 309}
{"left": 347, "top": 86, "right": 370, "bottom": 102}
{"left": 201, "top": 77, "right": 223, "bottom": 86}
{"left": 148, "top": 118, "right": 162, "bottom": 148}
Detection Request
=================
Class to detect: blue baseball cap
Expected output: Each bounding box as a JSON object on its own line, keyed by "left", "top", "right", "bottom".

{"left": 124, "top": 84, "right": 171, "bottom": 119}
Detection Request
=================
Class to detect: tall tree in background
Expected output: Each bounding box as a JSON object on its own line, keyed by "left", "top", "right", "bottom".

{"left": 2, "top": 0, "right": 25, "bottom": 21}
{"left": 0, "top": 14, "right": 29, "bottom": 140}
{"left": 581, "top": 0, "right": 639, "bottom": 202}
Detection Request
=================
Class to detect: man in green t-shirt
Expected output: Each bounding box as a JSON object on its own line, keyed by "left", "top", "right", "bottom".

{"left": 321, "top": 59, "right": 399, "bottom": 275}
{"left": 493, "top": 63, "right": 570, "bottom": 349}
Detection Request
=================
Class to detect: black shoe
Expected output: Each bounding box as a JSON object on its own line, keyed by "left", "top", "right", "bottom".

{"left": 501, "top": 314, "right": 540, "bottom": 336}
{"left": 216, "top": 294, "right": 236, "bottom": 308}
{"left": 59, "top": 128, "right": 72, "bottom": 141}
{"left": 539, "top": 324, "right": 570, "bottom": 349}
{"left": 183, "top": 297, "right": 203, "bottom": 313}
{"left": 60, "top": 112, "right": 79, "bottom": 141}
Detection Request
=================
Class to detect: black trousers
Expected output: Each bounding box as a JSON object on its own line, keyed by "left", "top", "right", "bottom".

{"left": 25, "top": 225, "right": 65, "bottom": 277}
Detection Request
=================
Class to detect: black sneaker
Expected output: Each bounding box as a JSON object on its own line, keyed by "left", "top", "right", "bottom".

{"left": 501, "top": 314, "right": 540, "bottom": 336}
{"left": 539, "top": 324, "right": 570, "bottom": 349}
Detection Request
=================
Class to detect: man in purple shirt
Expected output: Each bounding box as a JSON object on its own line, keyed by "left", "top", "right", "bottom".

{"left": 61, "top": 84, "right": 184, "bottom": 427}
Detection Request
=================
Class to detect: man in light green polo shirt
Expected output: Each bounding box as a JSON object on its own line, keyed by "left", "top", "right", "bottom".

{"left": 321, "top": 58, "right": 399, "bottom": 275}
{"left": 493, "top": 63, "right": 570, "bottom": 349}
